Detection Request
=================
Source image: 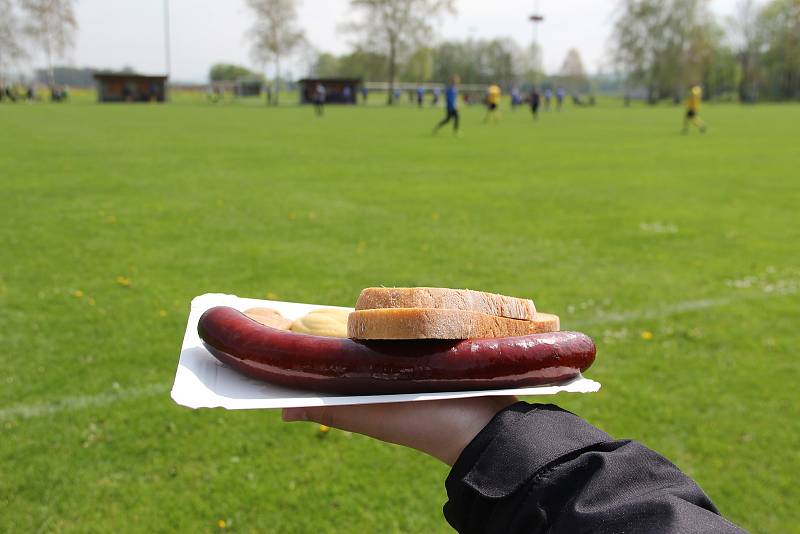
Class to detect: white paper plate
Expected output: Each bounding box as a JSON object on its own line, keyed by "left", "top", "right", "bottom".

{"left": 170, "top": 293, "right": 602, "bottom": 410}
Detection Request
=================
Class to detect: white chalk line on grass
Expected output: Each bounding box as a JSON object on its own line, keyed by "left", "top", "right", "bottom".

{"left": 1, "top": 288, "right": 796, "bottom": 422}
{"left": 570, "top": 295, "right": 736, "bottom": 328}
{"left": 0, "top": 383, "right": 166, "bottom": 421}
{"left": 570, "top": 287, "right": 796, "bottom": 329}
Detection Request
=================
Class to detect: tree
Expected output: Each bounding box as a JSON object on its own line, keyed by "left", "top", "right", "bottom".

{"left": 338, "top": 48, "right": 388, "bottom": 80}
{"left": 512, "top": 41, "right": 544, "bottom": 85}
{"left": 0, "top": 0, "right": 27, "bottom": 83}
{"left": 246, "top": 0, "right": 305, "bottom": 105}
{"left": 403, "top": 47, "right": 433, "bottom": 82}
{"left": 560, "top": 48, "right": 590, "bottom": 93}
{"left": 703, "top": 41, "right": 739, "bottom": 99}
{"left": 19, "top": 0, "right": 77, "bottom": 87}
{"left": 431, "top": 40, "right": 478, "bottom": 84}
{"left": 343, "top": 0, "right": 455, "bottom": 104}
{"left": 610, "top": 0, "right": 715, "bottom": 103}
{"left": 757, "top": 0, "right": 800, "bottom": 100}
{"left": 431, "top": 38, "right": 524, "bottom": 86}
{"left": 477, "top": 38, "right": 516, "bottom": 84}
{"left": 311, "top": 52, "right": 340, "bottom": 77}
{"left": 728, "top": 0, "right": 763, "bottom": 101}
{"left": 209, "top": 63, "right": 260, "bottom": 82}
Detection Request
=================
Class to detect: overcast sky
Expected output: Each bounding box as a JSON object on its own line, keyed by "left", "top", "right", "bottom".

{"left": 61, "top": 0, "right": 742, "bottom": 82}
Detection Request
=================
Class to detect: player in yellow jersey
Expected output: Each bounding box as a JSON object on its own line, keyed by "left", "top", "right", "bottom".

{"left": 484, "top": 83, "right": 502, "bottom": 123}
{"left": 682, "top": 85, "right": 707, "bottom": 134}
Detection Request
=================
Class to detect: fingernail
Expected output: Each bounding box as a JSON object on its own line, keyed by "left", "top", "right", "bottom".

{"left": 282, "top": 408, "right": 307, "bottom": 422}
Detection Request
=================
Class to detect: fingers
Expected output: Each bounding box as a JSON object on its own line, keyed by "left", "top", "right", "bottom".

{"left": 280, "top": 397, "right": 519, "bottom": 466}
{"left": 282, "top": 402, "right": 415, "bottom": 438}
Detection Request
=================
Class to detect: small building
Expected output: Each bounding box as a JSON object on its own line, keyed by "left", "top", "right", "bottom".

{"left": 94, "top": 72, "right": 168, "bottom": 103}
{"left": 298, "top": 78, "right": 361, "bottom": 104}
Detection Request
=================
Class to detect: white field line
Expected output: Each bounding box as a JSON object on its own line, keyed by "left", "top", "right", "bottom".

{"left": 570, "top": 288, "right": 795, "bottom": 329}
{"left": 0, "top": 383, "right": 166, "bottom": 421}
{"left": 1, "top": 288, "right": 795, "bottom": 422}
{"left": 569, "top": 295, "right": 736, "bottom": 328}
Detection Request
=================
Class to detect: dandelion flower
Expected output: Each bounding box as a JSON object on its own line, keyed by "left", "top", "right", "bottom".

{"left": 72, "top": 289, "right": 84, "bottom": 298}
{"left": 115, "top": 275, "right": 132, "bottom": 288}
{"left": 641, "top": 331, "right": 654, "bottom": 341}
{"left": 217, "top": 519, "right": 226, "bottom": 529}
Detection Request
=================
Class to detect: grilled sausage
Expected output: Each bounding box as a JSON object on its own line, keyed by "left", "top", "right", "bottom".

{"left": 198, "top": 306, "right": 596, "bottom": 395}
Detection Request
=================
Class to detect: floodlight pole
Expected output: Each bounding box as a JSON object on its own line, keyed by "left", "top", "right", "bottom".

{"left": 529, "top": 1, "right": 544, "bottom": 84}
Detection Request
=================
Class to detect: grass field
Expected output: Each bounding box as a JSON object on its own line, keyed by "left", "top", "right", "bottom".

{"left": 1, "top": 96, "right": 798, "bottom": 533}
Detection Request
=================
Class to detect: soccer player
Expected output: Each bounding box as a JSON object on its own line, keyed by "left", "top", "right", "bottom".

{"left": 314, "top": 83, "right": 326, "bottom": 116}
{"left": 416, "top": 85, "right": 425, "bottom": 108}
{"left": 431, "top": 86, "right": 440, "bottom": 106}
{"left": 483, "top": 83, "right": 501, "bottom": 123}
{"left": 511, "top": 86, "right": 521, "bottom": 109}
{"left": 544, "top": 88, "right": 552, "bottom": 111}
{"left": 556, "top": 86, "right": 565, "bottom": 111}
{"left": 529, "top": 88, "right": 541, "bottom": 120}
{"left": 682, "top": 85, "right": 707, "bottom": 134}
{"left": 433, "top": 75, "right": 460, "bottom": 135}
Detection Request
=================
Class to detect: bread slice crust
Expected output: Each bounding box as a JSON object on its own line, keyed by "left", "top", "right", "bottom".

{"left": 355, "top": 287, "right": 536, "bottom": 320}
{"left": 348, "top": 308, "right": 559, "bottom": 340}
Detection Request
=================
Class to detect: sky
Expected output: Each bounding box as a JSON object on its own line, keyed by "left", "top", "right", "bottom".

{"left": 59, "top": 0, "right": 742, "bottom": 83}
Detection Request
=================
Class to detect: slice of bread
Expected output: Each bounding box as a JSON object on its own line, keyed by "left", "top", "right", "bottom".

{"left": 348, "top": 308, "right": 560, "bottom": 340}
{"left": 355, "top": 287, "right": 536, "bottom": 320}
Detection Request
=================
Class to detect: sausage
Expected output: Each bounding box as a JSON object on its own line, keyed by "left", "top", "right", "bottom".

{"left": 198, "top": 306, "right": 596, "bottom": 395}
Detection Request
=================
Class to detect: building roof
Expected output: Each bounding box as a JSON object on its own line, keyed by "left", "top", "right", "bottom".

{"left": 93, "top": 72, "right": 168, "bottom": 81}
{"left": 298, "top": 77, "right": 362, "bottom": 84}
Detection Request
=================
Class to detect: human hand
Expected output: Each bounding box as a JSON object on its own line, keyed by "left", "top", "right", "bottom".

{"left": 282, "top": 396, "right": 517, "bottom": 466}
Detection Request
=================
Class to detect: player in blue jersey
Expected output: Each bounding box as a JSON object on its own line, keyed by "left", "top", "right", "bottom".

{"left": 433, "top": 75, "right": 460, "bottom": 135}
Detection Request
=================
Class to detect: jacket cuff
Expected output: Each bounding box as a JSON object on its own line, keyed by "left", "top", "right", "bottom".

{"left": 446, "top": 402, "right": 612, "bottom": 499}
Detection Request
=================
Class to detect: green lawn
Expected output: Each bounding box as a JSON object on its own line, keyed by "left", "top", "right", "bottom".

{"left": 1, "top": 97, "right": 798, "bottom": 533}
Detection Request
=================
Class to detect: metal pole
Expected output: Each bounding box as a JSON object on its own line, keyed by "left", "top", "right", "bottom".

{"left": 529, "top": 1, "right": 544, "bottom": 84}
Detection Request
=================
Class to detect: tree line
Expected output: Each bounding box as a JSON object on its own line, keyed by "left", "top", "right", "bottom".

{"left": 243, "top": 0, "right": 798, "bottom": 103}
{"left": 2, "top": 0, "right": 798, "bottom": 103}
{"left": 0, "top": 0, "right": 77, "bottom": 86}
{"left": 611, "top": 0, "right": 800, "bottom": 102}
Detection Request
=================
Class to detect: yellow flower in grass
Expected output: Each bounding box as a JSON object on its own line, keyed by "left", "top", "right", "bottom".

{"left": 641, "top": 330, "right": 654, "bottom": 341}
{"left": 319, "top": 424, "right": 330, "bottom": 433}
{"left": 217, "top": 519, "right": 226, "bottom": 529}
{"left": 115, "top": 275, "right": 132, "bottom": 287}
{"left": 72, "top": 289, "right": 84, "bottom": 298}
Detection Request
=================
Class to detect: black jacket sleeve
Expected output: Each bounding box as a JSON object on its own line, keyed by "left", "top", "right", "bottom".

{"left": 443, "top": 402, "right": 746, "bottom": 534}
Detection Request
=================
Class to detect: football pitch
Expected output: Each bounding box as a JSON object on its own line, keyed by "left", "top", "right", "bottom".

{"left": 1, "top": 98, "right": 798, "bottom": 533}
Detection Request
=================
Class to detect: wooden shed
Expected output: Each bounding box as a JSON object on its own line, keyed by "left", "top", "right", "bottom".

{"left": 298, "top": 78, "right": 361, "bottom": 104}
{"left": 94, "top": 73, "right": 168, "bottom": 102}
